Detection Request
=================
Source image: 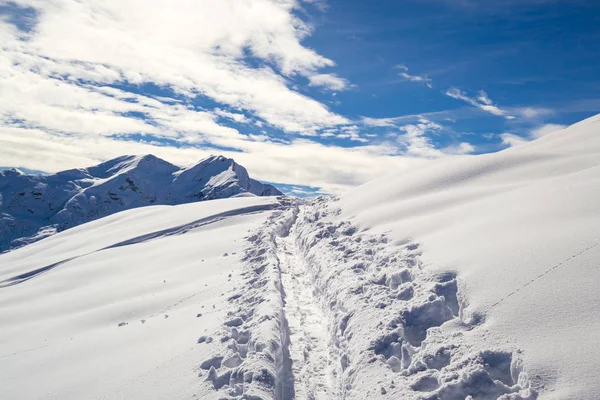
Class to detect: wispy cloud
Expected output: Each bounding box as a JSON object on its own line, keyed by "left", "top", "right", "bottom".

{"left": 359, "top": 106, "right": 491, "bottom": 128}
{"left": 308, "top": 73, "right": 352, "bottom": 91}
{"left": 395, "top": 65, "right": 433, "bottom": 88}
{"left": 445, "top": 88, "right": 514, "bottom": 119}
{"left": 501, "top": 123, "right": 567, "bottom": 148}
{"left": 499, "top": 133, "right": 529, "bottom": 147}
{"left": 510, "top": 106, "right": 554, "bottom": 120}
{"left": 0, "top": 0, "right": 390, "bottom": 194}
{"left": 529, "top": 123, "right": 567, "bottom": 138}
{"left": 395, "top": 119, "right": 475, "bottom": 158}
{"left": 0, "top": 0, "right": 568, "bottom": 194}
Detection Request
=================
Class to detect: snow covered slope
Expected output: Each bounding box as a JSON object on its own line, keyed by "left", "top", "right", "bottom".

{"left": 0, "top": 154, "right": 281, "bottom": 252}
{"left": 0, "top": 194, "right": 538, "bottom": 400}
{"left": 338, "top": 113, "right": 600, "bottom": 399}
{"left": 1, "top": 115, "right": 599, "bottom": 400}
{"left": 0, "top": 196, "right": 282, "bottom": 400}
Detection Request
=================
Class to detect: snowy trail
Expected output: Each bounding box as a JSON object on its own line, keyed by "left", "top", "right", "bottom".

{"left": 276, "top": 233, "right": 337, "bottom": 400}
{"left": 197, "top": 198, "right": 537, "bottom": 399}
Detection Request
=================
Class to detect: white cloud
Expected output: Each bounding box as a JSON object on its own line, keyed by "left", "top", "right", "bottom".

{"left": 336, "top": 125, "right": 368, "bottom": 142}
{"left": 396, "top": 65, "right": 432, "bottom": 88}
{"left": 501, "top": 123, "right": 568, "bottom": 148}
{"left": 511, "top": 106, "right": 554, "bottom": 119}
{"left": 308, "top": 73, "right": 351, "bottom": 91}
{"left": 361, "top": 116, "right": 406, "bottom": 128}
{"left": 529, "top": 123, "right": 566, "bottom": 138}
{"left": 500, "top": 133, "right": 529, "bottom": 147}
{"left": 0, "top": 0, "right": 402, "bottom": 193}
{"left": 1, "top": 0, "right": 349, "bottom": 134}
{"left": 0, "top": 0, "right": 489, "bottom": 193}
{"left": 361, "top": 112, "right": 444, "bottom": 128}
{"left": 443, "top": 142, "right": 475, "bottom": 155}
{"left": 213, "top": 109, "right": 253, "bottom": 125}
{"left": 396, "top": 120, "right": 474, "bottom": 158}
{"left": 445, "top": 88, "right": 514, "bottom": 119}
{"left": 476, "top": 90, "right": 493, "bottom": 105}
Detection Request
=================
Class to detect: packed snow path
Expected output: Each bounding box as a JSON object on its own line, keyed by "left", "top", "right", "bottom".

{"left": 277, "top": 233, "right": 337, "bottom": 400}
{"left": 199, "top": 197, "right": 537, "bottom": 399}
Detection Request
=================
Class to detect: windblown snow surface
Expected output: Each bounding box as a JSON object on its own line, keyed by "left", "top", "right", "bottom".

{"left": 1, "top": 115, "right": 600, "bottom": 399}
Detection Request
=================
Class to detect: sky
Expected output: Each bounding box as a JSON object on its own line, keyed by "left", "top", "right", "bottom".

{"left": 0, "top": 0, "right": 598, "bottom": 194}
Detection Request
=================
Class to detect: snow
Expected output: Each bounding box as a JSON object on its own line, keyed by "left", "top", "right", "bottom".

{"left": 277, "top": 233, "right": 337, "bottom": 399}
{"left": 338, "top": 114, "right": 600, "bottom": 399}
{"left": 0, "top": 196, "right": 279, "bottom": 399}
{"left": 1, "top": 114, "right": 600, "bottom": 399}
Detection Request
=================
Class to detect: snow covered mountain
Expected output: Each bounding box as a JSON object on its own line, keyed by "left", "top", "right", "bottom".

{"left": 1, "top": 114, "right": 600, "bottom": 400}
{"left": 0, "top": 154, "right": 281, "bottom": 253}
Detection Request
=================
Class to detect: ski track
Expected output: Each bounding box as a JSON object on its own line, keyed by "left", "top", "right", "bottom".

{"left": 196, "top": 197, "right": 538, "bottom": 399}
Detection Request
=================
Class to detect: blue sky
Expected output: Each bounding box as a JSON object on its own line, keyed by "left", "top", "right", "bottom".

{"left": 0, "top": 0, "right": 598, "bottom": 194}
{"left": 303, "top": 0, "right": 600, "bottom": 149}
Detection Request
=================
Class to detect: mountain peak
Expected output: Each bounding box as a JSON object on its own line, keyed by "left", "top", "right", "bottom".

{"left": 0, "top": 154, "right": 281, "bottom": 252}
{"left": 0, "top": 168, "right": 25, "bottom": 177}
{"left": 199, "top": 154, "right": 230, "bottom": 164}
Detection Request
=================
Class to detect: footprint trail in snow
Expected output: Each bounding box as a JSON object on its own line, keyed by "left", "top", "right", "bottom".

{"left": 197, "top": 197, "right": 538, "bottom": 400}
{"left": 277, "top": 234, "right": 337, "bottom": 400}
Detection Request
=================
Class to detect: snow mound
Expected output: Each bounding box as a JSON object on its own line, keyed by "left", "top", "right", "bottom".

{"left": 338, "top": 114, "right": 600, "bottom": 399}
{"left": 0, "top": 154, "right": 281, "bottom": 252}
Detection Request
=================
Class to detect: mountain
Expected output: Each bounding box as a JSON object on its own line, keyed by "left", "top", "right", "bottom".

{"left": 2, "top": 115, "right": 600, "bottom": 400}
{"left": 0, "top": 154, "right": 281, "bottom": 252}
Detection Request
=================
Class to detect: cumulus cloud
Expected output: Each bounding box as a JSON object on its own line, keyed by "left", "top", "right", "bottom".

{"left": 445, "top": 88, "right": 514, "bottom": 119}
{"left": 396, "top": 65, "right": 432, "bottom": 88}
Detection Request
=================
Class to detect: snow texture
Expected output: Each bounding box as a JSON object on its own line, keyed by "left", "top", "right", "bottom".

{"left": 0, "top": 154, "right": 281, "bottom": 253}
